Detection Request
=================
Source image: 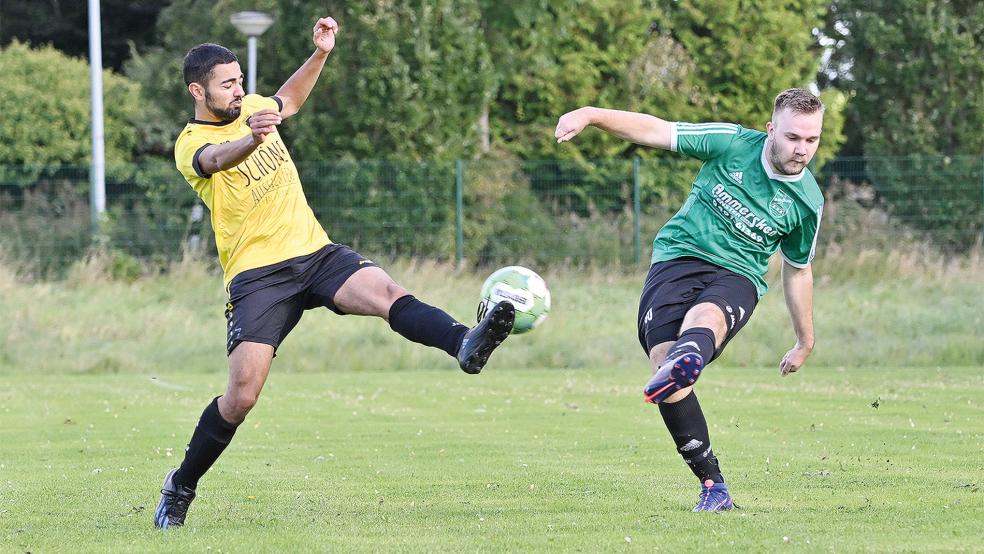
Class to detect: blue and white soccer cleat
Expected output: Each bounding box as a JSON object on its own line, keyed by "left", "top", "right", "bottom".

{"left": 692, "top": 479, "right": 735, "bottom": 512}
{"left": 643, "top": 352, "right": 704, "bottom": 403}
{"left": 154, "top": 468, "right": 196, "bottom": 529}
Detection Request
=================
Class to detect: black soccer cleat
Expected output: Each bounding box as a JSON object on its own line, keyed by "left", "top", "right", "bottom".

{"left": 457, "top": 301, "right": 515, "bottom": 374}
{"left": 154, "top": 468, "right": 196, "bottom": 529}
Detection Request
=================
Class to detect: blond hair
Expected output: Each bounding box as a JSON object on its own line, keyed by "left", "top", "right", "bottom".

{"left": 773, "top": 88, "right": 824, "bottom": 116}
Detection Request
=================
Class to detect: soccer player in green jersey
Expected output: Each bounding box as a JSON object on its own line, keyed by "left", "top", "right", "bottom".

{"left": 554, "top": 89, "right": 824, "bottom": 511}
{"left": 154, "top": 17, "right": 515, "bottom": 529}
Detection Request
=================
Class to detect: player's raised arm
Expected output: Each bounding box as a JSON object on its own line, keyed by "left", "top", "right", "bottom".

{"left": 554, "top": 107, "right": 673, "bottom": 150}
{"left": 779, "top": 260, "right": 815, "bottom": 376}
{"left": 196, "top": 109, "right": 282, "bottom": 175}
{"left": 275, "top": 17, "right": 338, "bottom": 119}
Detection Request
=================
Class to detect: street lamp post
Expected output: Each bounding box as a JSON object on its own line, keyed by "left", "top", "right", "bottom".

{"left": 230, "top": 11, "right": 275, "bottom": 94}
{"left": 88, "top": 0, "right": 106, "bottom": 233}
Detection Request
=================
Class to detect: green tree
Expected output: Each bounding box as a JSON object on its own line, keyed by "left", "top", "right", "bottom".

{"left": 478, "top": 1, "right": 841, "bottom": 214}
{"left": 480, "top": 0, "right": 837, "bottom": 160}
{"left": 129, "top": 0, "right": 495, "bottom": 161}
{"left": 827, "top": 0, "right": 983, "bottom": 156}
{"left": 0, "top": 41, "right": 140, "bottom": 170}
{"left": 826, "top": 0, "right": 984, "bottom": 248}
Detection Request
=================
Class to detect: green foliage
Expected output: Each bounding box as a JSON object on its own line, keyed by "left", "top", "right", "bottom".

{"left": 482, "top": 0, "right": 830, "bottom": 160}
{"left": 478, "top": 0, "right": 840, "bottom": 209}
{"left": 829, "top": 0, "right": 984, "bottom": 156}
{"left": 296, "top": 160, "right": 457, "bottom": 256}
{"left": 827, "top": 0, "right": 984, "bottom": 248}
{"left": 0, "top": 41, "right": 141, "bottom": 173}
{"left": 128, "top": 0, "right": 496, "bottom": 161}
{"left": 663, "top": 0, "right": 828, "bottom": 124}
{"left": 106, "top": 249, "right": 143, "bottom": 282}
{"left": 815, "top": 88, "right": 848, "bottom": 170}
{"left": 480, "top": 0, "right": 658, "bottom": 161}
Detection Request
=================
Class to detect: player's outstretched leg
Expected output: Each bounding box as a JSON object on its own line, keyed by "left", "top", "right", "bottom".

{"left": 333, "top": 267, "right": 515, "bottom": 374}
{"left": 456, "top": 301, "right": 515, "bottom": 374}
{"left": 693, "top": 479, "right": 735, "bottom": 512}
{"left": 154, "top": 468, "right": 197, "bottom": 529}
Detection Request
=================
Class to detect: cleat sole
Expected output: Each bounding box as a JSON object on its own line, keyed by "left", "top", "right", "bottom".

{"left": 643, "top": 352, "right": 705, "bottom": 404}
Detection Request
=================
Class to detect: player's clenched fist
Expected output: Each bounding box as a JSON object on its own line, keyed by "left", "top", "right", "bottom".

{"left": 313, "top": 17, "right": 339, "bottom": 54}
{"left": 248, "top": 109, "right": 282, "bottom": 143}
{"left": 555, "top": 108, "right": 592, "bottom": 143}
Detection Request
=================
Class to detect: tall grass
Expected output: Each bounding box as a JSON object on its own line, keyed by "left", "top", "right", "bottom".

{"left": 2, "top": 187, "right": 981, "bottom": 373}
{"left": 0, "top": 238, "right": 980, "bottom": 375}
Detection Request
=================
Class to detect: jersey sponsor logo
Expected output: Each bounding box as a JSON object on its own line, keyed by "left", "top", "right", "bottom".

{"left": 728, "top": 171, "right": 743, "bottom": 184}
{"left": 710, "top": 183, "right": 780, "bottom": 244}
{"left": 769, "top": 190, "right": 793, "bottom": 218}
{"left": 643, "top": 307, "right": 653, "bottom": 325}
{"left": 232, "top": 139, "right": 292, "bottom": 203}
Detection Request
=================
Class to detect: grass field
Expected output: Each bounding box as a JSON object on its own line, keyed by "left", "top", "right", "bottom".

{"left": 1, "top": 367, "right": 982, "bottom": 552}
{"left": 1, "top": 255, "right": 982, "bottom": 551}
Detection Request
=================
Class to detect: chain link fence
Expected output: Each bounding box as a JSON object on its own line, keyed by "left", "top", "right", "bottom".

{"left": 1, "top": 156, "right": 981, "bottom": 279}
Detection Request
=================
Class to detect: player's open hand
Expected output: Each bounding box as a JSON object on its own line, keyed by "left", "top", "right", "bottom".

{"left": 779, "top": 343, "right": 811, "bottom": 376}
{"left": 313, "top": 17, "right": 338, "bottom": 54}
{"left": 248, "top": 109, "right": 282, "bottom": 143}
{"left": 555, "top": 108, "right": 592, "bottom": 143}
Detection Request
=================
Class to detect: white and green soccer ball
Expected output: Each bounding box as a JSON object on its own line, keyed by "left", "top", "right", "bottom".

{"left": 479, "top": 266, "right": 551, "bottom": 334}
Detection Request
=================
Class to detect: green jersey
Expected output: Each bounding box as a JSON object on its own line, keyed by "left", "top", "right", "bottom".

{"left": 651, "top": 122, "right": 824, "bottom": 297}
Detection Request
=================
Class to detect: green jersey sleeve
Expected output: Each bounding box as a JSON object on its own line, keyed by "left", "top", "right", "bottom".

{"left": 671, "top": 122, "right": 741, "bottom": 161}
{"left": 780, "top": 205, "right": 823, "bottom": 268}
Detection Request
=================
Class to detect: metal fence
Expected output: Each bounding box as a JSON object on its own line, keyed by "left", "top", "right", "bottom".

{"left": 1, "top": 155, "right": 981, "bottom": 278}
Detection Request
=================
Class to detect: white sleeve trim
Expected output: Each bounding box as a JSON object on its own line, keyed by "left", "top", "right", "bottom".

{"left": 780, "top": 251, "right": 811, "bottom": 268}
{"left": 669, "top": 122, "right": 678, "bottom": 152}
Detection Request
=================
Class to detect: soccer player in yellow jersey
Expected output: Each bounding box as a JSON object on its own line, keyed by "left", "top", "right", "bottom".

{"left": 155, "top": 17, "right": 515, "bottom": 529}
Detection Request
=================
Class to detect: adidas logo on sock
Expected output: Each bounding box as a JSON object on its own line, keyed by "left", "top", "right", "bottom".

{"left": 680, "top": 439, "right": 704, "bottom": 452}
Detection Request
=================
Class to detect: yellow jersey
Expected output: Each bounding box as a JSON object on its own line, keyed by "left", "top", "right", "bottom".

{"left": 174, "top": 94, "right": 331, "bottom": 287}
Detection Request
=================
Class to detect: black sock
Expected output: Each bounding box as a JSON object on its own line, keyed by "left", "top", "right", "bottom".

{"left": 658, "top": 391, "right": 724, "bottom": 484}
{"left": 173, "top": 396, "right": 239, "bottom": 490}
{"left": 388, "top": 295, "right": 469, "bottom": 357}
{"left": 665, "top": 326, "right": 716, "bottom": 362}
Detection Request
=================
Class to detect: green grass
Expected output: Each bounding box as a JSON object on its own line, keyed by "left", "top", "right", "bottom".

{"left": 0, "top": 255, "right": 981, "bottom": 550}
{"left": 1, "top": 367, "right": 982, "bottom": 552}
{"left": 0, "top": 258, "right": 981, "bottom": 375}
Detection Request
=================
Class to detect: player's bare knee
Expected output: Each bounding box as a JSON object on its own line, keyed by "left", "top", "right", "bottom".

{"left": 226, "top": 390, "right": 259, "bottom": 422}
{"left": 385, "top": 281, "right": 409, "bottom": 304}
{"left": 683, "top": 304, "right": 726, "bottom": 342}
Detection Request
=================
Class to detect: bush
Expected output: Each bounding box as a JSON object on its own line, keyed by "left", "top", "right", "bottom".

{"left": 0, "top": 41, "right": 141, "bottom": 175}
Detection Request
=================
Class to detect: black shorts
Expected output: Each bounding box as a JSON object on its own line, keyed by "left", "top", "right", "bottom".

{"left": 224, "top": 244, "right": 377, "bottom": 355}
{"left": 637, "top": 257, "right": 758, "bottom": 361}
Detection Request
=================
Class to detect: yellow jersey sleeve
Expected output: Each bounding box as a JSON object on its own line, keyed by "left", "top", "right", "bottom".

{"left": 174, "top": 126, "right": 215, "bottom": 202}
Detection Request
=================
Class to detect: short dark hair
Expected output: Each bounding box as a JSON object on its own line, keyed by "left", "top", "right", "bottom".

{"left": 183, "top": 43, "right": 238, "bottom": 86}
{"left": 773, "top": 88, "right": 824, "bottom": 116}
